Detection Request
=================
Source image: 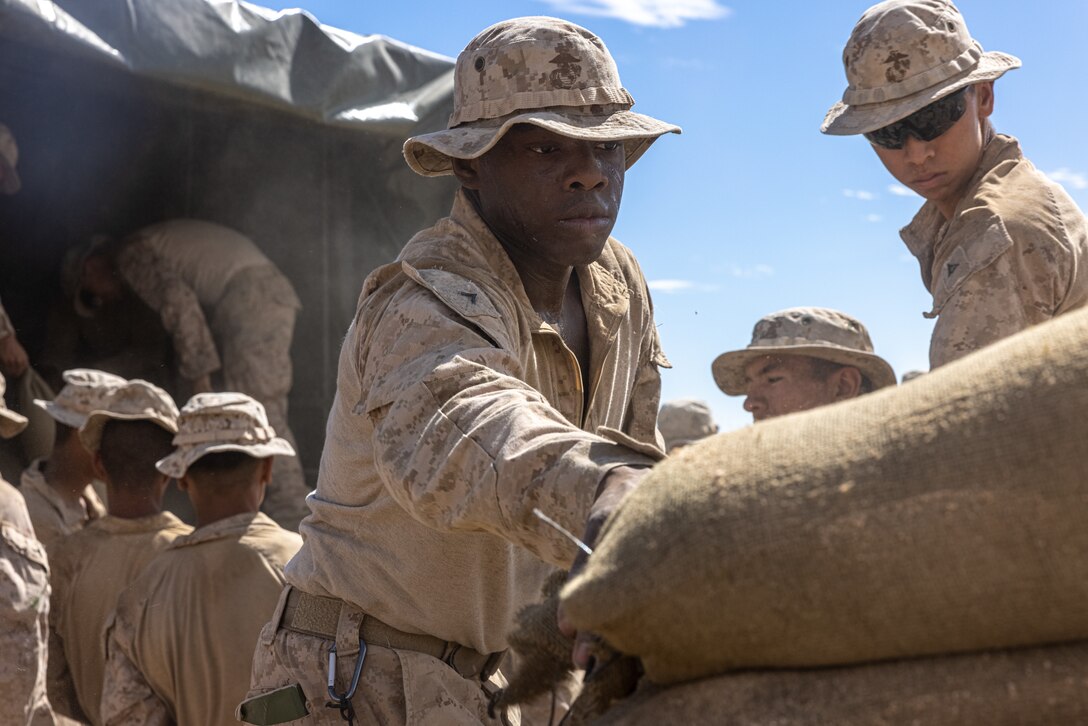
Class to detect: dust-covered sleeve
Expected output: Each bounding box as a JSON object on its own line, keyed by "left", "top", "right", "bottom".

{"left": 928, "top": 216, "right": 1080, "bottom": 368}
{"left": 359, "top": 283, "right": 656, "bottom": 569}
{"left": 621, "top": 279, "right": 669, "bottom": 450}
{"left": 101, "top": 608, "right": 171, "bottom": 726}
{"left": 116, "top": 238, "right": 221, "bottom": 380}
{"left": 0, "top": 523, "right": 54, "bottom": 725}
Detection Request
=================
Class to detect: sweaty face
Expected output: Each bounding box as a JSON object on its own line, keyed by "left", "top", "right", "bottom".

{"left": 870, "top": 83, "right": 994, "bottom": 220}
{"left": 742, "top": 355, "right": 842, "bottom": 422}
{"left": 460, "top": 124, "right": 625, "bottom": 270}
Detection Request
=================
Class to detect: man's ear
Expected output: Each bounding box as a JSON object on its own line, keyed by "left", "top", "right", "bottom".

{"left": 974, "top": 81, "right": 995, "bottom": 119}
{"left": 833, "top": 366, "right": 863, "bottom": 400}
{"left": 451, "top": 157, "right": 482, "bottom": 189}
{"left": 92, "top": 451, "right": 109, "bottom": 482}
{"left": 259, "top": 457, "right": 274, "bottom": 486}
{"left": 177, "top": 474, "right": 191, "bottom": 493}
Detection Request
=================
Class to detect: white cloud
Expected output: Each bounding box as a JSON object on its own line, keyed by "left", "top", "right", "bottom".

{"left": 887, "top": 184, "right": 919, "bottom": 197}
{"left": 865, "top": 213, "right": 883, "bottom": 223}
{"left": 538, "top": 0, "right": 731, "bottom": 28}
{"left": 843, "top": 188, "right": 875, "bottom": 200}
{"left": 1046, "top": 168, "right": 1088, "bottom": 191}
{"left": 648, "top": 278, "right": 723, "bottom": 293}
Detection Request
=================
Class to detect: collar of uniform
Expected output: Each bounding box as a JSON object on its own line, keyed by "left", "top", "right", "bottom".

{"left": 443, "top": 189, "right": 632, "bottom": 330}
{"left": 900, "top": 134, "right": 1023, "bottom": 292}
{"left": 92, "top": 510, "right": 186, "bottom": 534}
{"left": 20, "top": 458, "right": 104, "bottom": 528}
{"left": 168, "top": 510, "right": 276, "bottom": 549}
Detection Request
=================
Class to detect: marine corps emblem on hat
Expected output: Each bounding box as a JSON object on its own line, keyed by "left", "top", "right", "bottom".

{"left": 34, "top": 368, "right": 127, "bottom": 429}
{"left": 156, "top": 392, "right": 296, "bottom": 479}
{"left": 79, "top": 379, "right": 180, "bottom": 453}
{"left": 712, "top": 308, "right": 897, "bottom": 396}
{"left": 403, "top": 16, "right": 680, "bottom": 177}
{"left": 821, "top": 0, "right": 1020, "bottom": 135}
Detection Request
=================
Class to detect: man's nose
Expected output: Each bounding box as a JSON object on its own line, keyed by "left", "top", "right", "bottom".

{"left": 565, "top": 143, "right": 608, "bottom": 191}
{"left": 902, "top": 133, "right": 936, "bottom": 165}
{"left": 743, "top": 395, "right": 764, "bottom": 417}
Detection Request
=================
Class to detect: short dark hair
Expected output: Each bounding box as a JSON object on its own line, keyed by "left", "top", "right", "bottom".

{"left": 55, "top": 421, "right": 77, "bottom": 446}
{"left": 807, "top": 357, "right": 874, "bottom": 395}
{"left": 186, "top": 451, "right": 264, "bottom": 486}
{"left": 98, "top": 420, "right": 174, "bottom": 490}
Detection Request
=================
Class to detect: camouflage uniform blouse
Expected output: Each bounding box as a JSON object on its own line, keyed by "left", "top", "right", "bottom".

{"left": 901, "top": 134, "right": 1088, "bottom": 368}
{"left": 286, "top": 190, "right": 668, "bottom": 655}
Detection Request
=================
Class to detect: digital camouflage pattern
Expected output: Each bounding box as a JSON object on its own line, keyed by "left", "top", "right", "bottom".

{"left": 77, "top": 378, "right": 179, "bottom": 454}
{"left": 712, "top": 307, "right": 896, "bottom": 395}
{"left": 0, "top": 370, "right": 29, "bottom": 438}
{"left": 116, "top": 223, "right": 309, "bottom": 528}
{"left": 155, "top": 391, "right": 296, "bottom": 479}
{"left": 657, "top": 400, "right": 718, "bottom": 453}
{"left": 901, "top": 134, "right": 1088, "bottom": 368}
{"left": 20, "top": 460, "right": 105, "bottom": 560}
{"left": 101, "top": 512, "right": 300, "bottom": 726}
{"left": 403, "top": 16, "right": 679, "bottom": 176}
{"left": 48, "top": 512, "right": 191, "bottom": 724}
{"left": 209, "top": 266, "right": 310, "bottom": 528}
{"left": 0, "top": 477, "right": 55, "bottom": 726}
{"left": 252, "top": 188, "right": 666, "bottom": 723}
{"left": 245, "top": 587, "right": 516, "bottom": 725}
{"left": 822, "top": 0, "right": 1020, "bottom": 135}
{"left": 34, "top": 368, "right": 127, "bottom": 430}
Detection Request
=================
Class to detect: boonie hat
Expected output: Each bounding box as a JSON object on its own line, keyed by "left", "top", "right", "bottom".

{"left": 403, "top": 16, "right": 680, "bottom": 177}
{"left": 658, "top": 399, "right": 718, "bottom": 452}
{"left": 712, "top": 308, "right": 897, "bottom": 396}
{"left": 0, "top": 372, "right": 28, "bottom": 439}
{"left": 35, "top": 368, "right": 127, "bottom": 429}
{"left": 79, "top": 379, "right": 179, "bottom": 453}
{"left": 0, "top": 124, "right": 21, "bottom": 195}
{"left": 821, "top": 0, "right": 1020, "bottom": 135}
{"left": 156, "top": 392, "right": 296, "bottom": 479}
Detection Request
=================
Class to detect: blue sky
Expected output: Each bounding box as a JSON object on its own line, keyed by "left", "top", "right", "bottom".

{"left": 265, "top": 0, "right": 1088, "bottom": 432}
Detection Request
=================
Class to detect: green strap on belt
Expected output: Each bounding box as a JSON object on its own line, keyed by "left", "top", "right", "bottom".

{"left": 238, "top": 684, "right": 309, "bottom": 725}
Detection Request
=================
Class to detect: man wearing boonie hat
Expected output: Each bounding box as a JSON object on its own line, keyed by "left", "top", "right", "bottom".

{"left": 242, "top": 16, "right": 677, "bottom": 725}
{"left": 71, "top": 219, "right": 310, "bottom": 530}
{"left": 47, "top": 379, "right": 191, "bottom": 724}
{"left": 0, "top": 371, "right": 58, "bottom": 725}
{"left": 19, "top": 369, "right": 124, "bottom": 558}
{"left": 101, "top": 392, "right": 301, "bottom": 726}
{"left": 713, "top": 308, "right": 896, "bottom": 422}
{"left": 822, "top": 0, "right": 1088, "bottom": 369}
{"left": 658, "top": 399, "right": 719, "bottom": 453}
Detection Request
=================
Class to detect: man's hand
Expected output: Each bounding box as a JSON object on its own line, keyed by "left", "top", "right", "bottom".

{"left": 189, "top": 374, "right": 213, "bottom": 394}
{"left": 558, "top": 465, "right": 650, "bottom": 670}
{"left": 0, "top": 333, "right": 29, "bottom": 378}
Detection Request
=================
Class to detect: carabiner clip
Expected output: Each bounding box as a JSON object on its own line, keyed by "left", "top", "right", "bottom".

{"left": 327, "top": 639, "right": 367, "bottom": 723}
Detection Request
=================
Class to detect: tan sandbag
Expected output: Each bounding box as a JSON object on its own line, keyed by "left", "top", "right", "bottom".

{"left": 562, "top": 308, "right": 1088, "bottom": 685}
{"left": 593, "top": 641, "right": 1088, "bottom": 726}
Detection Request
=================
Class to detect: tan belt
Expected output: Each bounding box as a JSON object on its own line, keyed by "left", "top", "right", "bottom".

{"left": 281, "top": 588, "right": 506, "bottom": 681}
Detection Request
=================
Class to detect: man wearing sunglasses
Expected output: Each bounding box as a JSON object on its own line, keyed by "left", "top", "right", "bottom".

{"left": 822, "top": 0, "right": 1088, "bottom": 369}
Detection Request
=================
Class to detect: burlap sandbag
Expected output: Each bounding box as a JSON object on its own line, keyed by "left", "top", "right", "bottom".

{"left": 593, "top": 640, "right": 1088, "bottom": 726}
{"left": 562, "top": 308, "right": 1088, "bottom": 685}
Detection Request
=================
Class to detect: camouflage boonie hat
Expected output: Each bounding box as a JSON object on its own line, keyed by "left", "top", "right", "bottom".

{"left": 0, "top": 124, "right": 21, "bottom": 195}
{"left": 34, "top": 368, "right": 127, "bottom": 429}
{"left": 156, "top": 392, "right": 296, "bottom": 479}
{"left": 403, "top": 16, "right": 680, "bottom": 177}
{"left": 712, "top": 308, "right": 897, "bottom": 396}
{"left": 821, "top": 0, "right": 1020, "bottom": 135}
{"left": 0, "top": 372, "right": 28, "bottom": 439}
{"left": 658, "top": 399, "right": 718, "bottom": 453}
{"left": 79, "top": 379, "right": 180, "bottom": 453}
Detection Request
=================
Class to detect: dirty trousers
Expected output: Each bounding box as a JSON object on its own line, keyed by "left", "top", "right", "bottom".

{"left": 244, "top": 588, "right": 518, "bottom": 725}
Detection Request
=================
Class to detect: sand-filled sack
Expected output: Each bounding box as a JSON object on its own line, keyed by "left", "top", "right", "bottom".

{"left": 594, "top": 641, "right": 1088, "bottom": 725}
{"left": 562, "top": 309, "right": 1088, "bottom": 685}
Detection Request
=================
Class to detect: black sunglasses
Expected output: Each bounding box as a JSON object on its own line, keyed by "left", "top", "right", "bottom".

{"left": 863, "top": 87, "right": 970, "bottom": 150}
